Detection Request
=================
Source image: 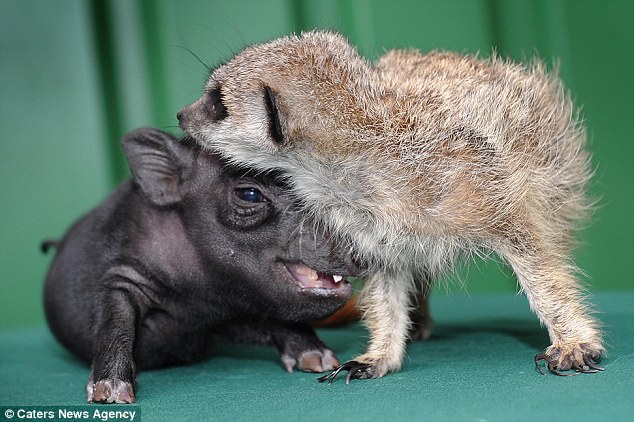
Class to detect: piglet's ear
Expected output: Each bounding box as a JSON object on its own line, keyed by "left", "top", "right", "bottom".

{"left": 122, "top": 128, "right": 193, "bottom": 207}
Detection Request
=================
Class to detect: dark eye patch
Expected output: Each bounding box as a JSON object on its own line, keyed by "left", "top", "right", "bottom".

{"left": 206, "top": 86, "right": 228, "bottom": 121}
{"left": 263, "top": 86, "right": 285, "bottom": 144}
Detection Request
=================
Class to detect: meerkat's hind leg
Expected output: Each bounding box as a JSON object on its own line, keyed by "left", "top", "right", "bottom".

{"left": 500, "top": 244, "right": 605, "bottom": 376}
{"left": 409, "top": 274, "right": 434, "bottom": 341}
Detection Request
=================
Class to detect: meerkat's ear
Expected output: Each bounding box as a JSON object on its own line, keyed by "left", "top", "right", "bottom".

{"left": 263, "top": 85, "right": 288, "bottom": 145}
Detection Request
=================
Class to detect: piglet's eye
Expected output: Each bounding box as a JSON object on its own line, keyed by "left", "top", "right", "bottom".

{"left": 234, "top": 187, "right": 267, "bottom": 203}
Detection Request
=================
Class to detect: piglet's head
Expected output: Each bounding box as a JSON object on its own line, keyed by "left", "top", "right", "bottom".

{"left": 122, "top": 128, "right": 363, "bottom": 322}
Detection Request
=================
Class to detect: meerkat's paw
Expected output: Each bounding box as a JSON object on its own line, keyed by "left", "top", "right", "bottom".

{"left": 534, "top": 343, "right": 604, "bottom": 376}
{"left": 317, "top": 360, "right": 374, "bottom": 384}
{"left": 317, "top": 353, "right": 399, "bottom": 384}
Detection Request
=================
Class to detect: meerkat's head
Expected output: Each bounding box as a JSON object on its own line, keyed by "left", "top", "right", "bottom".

{"left": 177, "top": 31, "right": 376, "bottom": 174}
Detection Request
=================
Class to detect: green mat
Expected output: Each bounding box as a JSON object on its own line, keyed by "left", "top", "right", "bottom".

{"left": 1, "top": 292, "right": 632, "bottom": 422}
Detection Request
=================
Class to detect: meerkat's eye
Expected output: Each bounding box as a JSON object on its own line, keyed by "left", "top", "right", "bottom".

{"left": 206, "top": 86, "right": 228, "bottom": 121}
{"left": 263, "top": 85, "right": 286, "bottom": 144}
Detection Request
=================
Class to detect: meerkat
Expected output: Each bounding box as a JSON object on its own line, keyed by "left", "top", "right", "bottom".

{"left": 177, "top": 31, "right": 604, "bottom": 381}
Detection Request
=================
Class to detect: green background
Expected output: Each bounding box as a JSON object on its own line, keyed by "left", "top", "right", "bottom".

{"left": 1, "top": 0, "right": 633, "bottom": 331}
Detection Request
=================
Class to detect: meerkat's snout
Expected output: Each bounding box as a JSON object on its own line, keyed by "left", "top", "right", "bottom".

{"left": 175, "top": 106, "right": 189, "bottom": 128}
{"left": 178, "top": 80, "right": 294, "bottom": 161}
{"left": 176, "top": 99, "right": 199, "bottom": 134}
{"left": 177, "top": 86, "right": 227, "bottom": 134}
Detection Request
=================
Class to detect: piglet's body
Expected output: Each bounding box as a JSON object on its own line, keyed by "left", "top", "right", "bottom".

{"left": 44, "top": 128, "right": 360, "bottom": 403}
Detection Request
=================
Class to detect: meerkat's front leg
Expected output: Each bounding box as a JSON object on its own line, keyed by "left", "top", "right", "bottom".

{"left": 318, "top": 269, "right": 413, "bottom": 383}
{"left": 501, "top": 248, "right": 605, "bottom": 375}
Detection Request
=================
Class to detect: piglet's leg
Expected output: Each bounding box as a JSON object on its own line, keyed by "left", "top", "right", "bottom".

{"left": 87, "top": 273, "right": 143, "bottom": 404}
{"left": 272, "top": 323, "right": 341, "bottom": 373}
{"left": 220, "top": 322, "right": 339, "bottom": 373}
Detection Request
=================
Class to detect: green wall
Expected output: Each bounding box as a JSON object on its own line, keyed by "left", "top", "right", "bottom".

{"left": 1, "top": 0, "right": 632, "bottom": 330}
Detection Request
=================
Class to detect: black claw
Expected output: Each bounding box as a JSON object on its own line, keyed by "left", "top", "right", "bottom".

{"left": 548, "top": 360, "right": 578, "bottom": 376}
{"left": 317, "top": 361, "right": 373, "bottom": 384}
{"left": 345, "top": 363, "right": 373, "bottom": 384}
{"left": 572, "top": 361, "right": 598, "bottom": 374}
{"left": 535, "top": 352, "right": 576, "bottom": 376}
{"left": 534, "top": 353, "right": 548, "bottom": 375}
{"left": 585, "top": 361, "right": 605, "bottom": 371}
{"left": 535, "top": 351, "right": 605, "bottom": 376}
{"left": 317, "top": 361, "right": 356, "bottom": 384}
{"left": 583, "top": 354, "right": 605, "bottom": 371}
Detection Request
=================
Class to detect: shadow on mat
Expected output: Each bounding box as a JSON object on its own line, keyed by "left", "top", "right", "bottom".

{"left": 431, "top": 318, "right": 549, "bottom": 350}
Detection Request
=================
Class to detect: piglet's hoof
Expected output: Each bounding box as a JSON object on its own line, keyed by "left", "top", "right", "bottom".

{"left": 282, "top": 348, "right": 340, "bottom": 373}
{"left": 534, "top": 346, "right": 604, "bottom": 376}
{"left": 317, "top": 360, "right": 374, "bottom": 384}
{"left": 87, "top": 378, "right": 135, "bottom": 404}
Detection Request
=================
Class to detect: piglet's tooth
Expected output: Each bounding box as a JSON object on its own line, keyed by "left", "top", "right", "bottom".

{"left": 333, "top": 275, "right": 343, "bottom": 283}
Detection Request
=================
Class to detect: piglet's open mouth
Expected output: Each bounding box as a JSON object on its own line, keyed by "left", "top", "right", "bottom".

{"left": 285, "top": 263, "right": 349, "bottom": 290}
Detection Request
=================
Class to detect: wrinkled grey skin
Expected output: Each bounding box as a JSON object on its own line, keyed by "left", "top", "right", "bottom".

{"left": 43, "top": 128, "right": 361, "bottom": 404}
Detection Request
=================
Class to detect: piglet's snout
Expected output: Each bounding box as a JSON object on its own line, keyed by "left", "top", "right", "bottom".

{"left": 289, "top": 223, "right": 365, "bottom": 277}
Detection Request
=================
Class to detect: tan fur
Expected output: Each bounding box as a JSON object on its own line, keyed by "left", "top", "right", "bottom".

{"left": 178, "top": 31, "right": 603, "bottom": 377}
